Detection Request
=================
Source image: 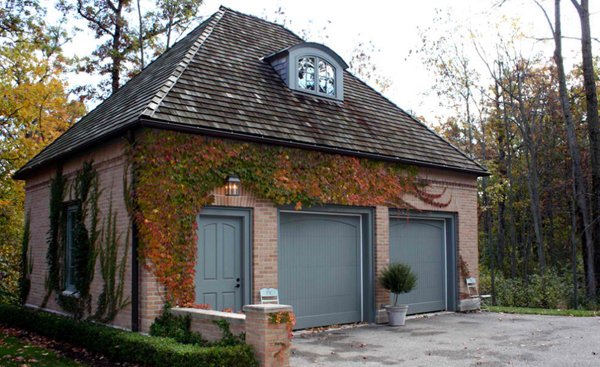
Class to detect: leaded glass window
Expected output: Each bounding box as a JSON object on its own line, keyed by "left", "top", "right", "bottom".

{"left": 297, "top": 57, "right": 315, "bottom": 91}
{"left": 318, "top": 59, "right": 335, "bottom": 96}
{"left": 297, "top": 56, "right": 336, "bottom": 97}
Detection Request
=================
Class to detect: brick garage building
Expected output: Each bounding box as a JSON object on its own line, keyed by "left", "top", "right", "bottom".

{"left": 15, "top": 7, "right": 487, "bottom": 332}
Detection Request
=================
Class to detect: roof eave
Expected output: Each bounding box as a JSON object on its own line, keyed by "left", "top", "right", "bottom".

{"left": 12, "top": 121, "right": 139, "bottom": 180}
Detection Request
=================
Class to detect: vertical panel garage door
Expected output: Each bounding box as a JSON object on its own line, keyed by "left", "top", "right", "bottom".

{"left": 389, "top": 218, "right": 446, "bottom": 314}
{"left": 279, "top": 212, "right": 362, "bottom": 329}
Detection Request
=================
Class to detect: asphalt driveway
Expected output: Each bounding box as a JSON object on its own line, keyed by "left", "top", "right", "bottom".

{"left": 291, "top": 312, "right": 600, "bottom": 366}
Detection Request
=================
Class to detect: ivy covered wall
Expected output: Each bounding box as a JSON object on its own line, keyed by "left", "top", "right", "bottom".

{"left": 132, "top": 129, "right": 449, "bottom": 306}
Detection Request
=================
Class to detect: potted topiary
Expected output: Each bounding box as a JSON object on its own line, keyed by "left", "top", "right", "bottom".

{"left": 378, "top": 262, "right": 417, "bottom": 326}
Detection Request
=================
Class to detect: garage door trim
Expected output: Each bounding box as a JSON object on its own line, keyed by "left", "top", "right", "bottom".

{"left": 277, "top": 206, "right": 375, "bottom": 327}
{"left": 389, "top": 211, "right": 458, "bottom": 312}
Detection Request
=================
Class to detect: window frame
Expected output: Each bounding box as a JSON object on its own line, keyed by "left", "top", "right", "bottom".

{"left": 294, "top": 54, "right": 339, "bottom": 98}
{"left": 284, "top": 42, "right": 348, "bottom": 102}
{"left": 295, "top": 55, "right": 337, "bottom": 98}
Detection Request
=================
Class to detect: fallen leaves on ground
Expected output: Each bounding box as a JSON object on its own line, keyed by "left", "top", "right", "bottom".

{"left": 0, "top": 325, "right": 141, "bottom": 367}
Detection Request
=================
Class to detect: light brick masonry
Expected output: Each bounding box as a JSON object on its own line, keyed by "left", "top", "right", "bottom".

{"left": 22, "top": 134, "right": 480, "bottom": 333}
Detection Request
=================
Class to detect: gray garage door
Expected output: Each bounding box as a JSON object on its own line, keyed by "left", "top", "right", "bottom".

{"left": 279, "top": 212, "right": 362, "bottom": 329}
{"left": 389, "top": 218, "right": 446, "bottom": 314}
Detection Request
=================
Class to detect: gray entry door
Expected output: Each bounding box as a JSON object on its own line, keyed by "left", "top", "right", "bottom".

{"left": 389, "top": 218, "right": 446, "bottom": 314}
{"left": 279, "top": 212, "right": 362, "bottom": 329}
{"left": 195, "top": 215, "right": 242, "bottom": 311}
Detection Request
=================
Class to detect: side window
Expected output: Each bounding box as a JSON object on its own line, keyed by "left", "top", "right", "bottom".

{"left": 64, "top": 205, "right": 77, "bottom": 292}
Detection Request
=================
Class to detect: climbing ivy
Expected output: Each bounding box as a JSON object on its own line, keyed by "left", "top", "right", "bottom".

{"left": 94, "top": 198, "right": 131, "bottom": 323}
{"left": 42, "top": 169, "right": 66, "bottom": 308}
{"left": 132, "top": 130, "right": 449, "bottom": 306}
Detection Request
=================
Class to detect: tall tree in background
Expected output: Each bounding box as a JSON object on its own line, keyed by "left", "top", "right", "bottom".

{"left": 535, "top": 0, "right": 596, "bottom": 300}
{"left": 59, "top": 0, "right": 135, "bottom": 96}
{"left": 571, "top": 0, "right": 600, "bottom": 289}
{"left": 62, "top": 0, "right": 204, "bottom": 95}
{"left": 0, "top": 0, "right": 85, "bottom": 303}
{"left": 416, "top": 5, "right": 600, "bottom": 305}
{"left": 136, "top": 0, "right": 203, "bottom": 69}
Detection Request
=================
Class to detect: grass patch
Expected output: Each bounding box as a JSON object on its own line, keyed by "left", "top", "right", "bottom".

{"left": 488, "top": 306, "right": 600, "bottom": 317}
{"left": 0, "top": 332, "right": 81, "bottom": 367}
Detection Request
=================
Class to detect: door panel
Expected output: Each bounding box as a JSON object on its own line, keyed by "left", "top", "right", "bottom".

{"left": 279, "top": 213, "right": 361, "bottom": 329}
{"left": 196, "top": 216, "right": 243, "bottom": 311}
{"left": 389, "top": 218, "right": 446, "bottom": 314}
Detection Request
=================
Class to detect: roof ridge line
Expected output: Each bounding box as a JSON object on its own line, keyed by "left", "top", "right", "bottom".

{"left": 218, "top": 5, "right": 305, "bottom": 44}
{"left": 141, "top": 8, "right": 226, "bottom": 118}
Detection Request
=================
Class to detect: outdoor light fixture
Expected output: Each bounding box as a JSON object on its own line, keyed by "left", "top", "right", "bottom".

{"left": 225, "top": 175, "right": 241, "bottom": 196}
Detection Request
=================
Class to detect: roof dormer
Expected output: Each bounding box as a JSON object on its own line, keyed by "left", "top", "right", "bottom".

{"left": 264, "top": 42, "right": 348, "bottom": 101}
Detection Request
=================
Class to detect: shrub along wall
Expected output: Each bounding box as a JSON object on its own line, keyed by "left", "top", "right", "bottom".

{"left": 0, "top": 304, "right": 257, "bottom": 367}
{"left": 132, "top": 129, "right": 449, "bottom": 306}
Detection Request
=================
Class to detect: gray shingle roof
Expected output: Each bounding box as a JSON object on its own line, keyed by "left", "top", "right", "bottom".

{"left": 15, "top": 6, "right": 486, "bottom": 179}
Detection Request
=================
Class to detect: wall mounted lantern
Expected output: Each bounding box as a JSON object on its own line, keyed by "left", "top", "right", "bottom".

{"left": 225, "top": 175, "right": 241, "bottom": 196}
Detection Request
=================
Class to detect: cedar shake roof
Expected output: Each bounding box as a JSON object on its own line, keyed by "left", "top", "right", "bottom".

{"left": 15, "top": 6, "right": 487, "bottom": 179}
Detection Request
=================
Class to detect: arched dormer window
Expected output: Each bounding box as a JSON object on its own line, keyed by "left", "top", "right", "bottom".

{"left": 264, "top": 42, "right": 348, "bottom": 101}
{"left": 297, "top": 57, "right": 336, "bottom": 96}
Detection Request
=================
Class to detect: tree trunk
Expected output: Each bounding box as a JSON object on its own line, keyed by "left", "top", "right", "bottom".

{"left": 546, "top": 0, "right": 596, "bottom": 299}
{"left": 110, "top": 1, "right": 125, "bottom": 94}
{"left": 524, "top": 142, "right": 546, "bottom": 273}
{"left": 571, "top": 172, "right": 580, "bottom": 308}
{"left": 572, "top": 0, "right": 600, "bottom": 292}
{"left": 137, "top": 0, "right": 144, "bottom": 69}
{"left": 494, "top": 74, "right": 507, "bottom": 273}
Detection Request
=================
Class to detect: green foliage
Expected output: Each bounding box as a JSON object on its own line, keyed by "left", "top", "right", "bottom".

{"left": 94, "top": 199, "right": 130, "bottom": 323}
{"left": 72, "top": 162, "right": 99, "bottom": 301}
{"left": 0, "top": 0, "right": 85, "bottom": 309}
{"left": 150, "top": 306, "right": 206, "bottom": 346}
{"left": 150, "top": 306, "right": 246, "bottom": 347}
{"left": 43, "top": 169, "right": 66, "bottom": 307}
{"left": 18, "top": 212, "right": 32, "bottom": 305}
{"left": 0, "top": 304, "right": 258, "bottom": 367}
{"left": 133, "top": 130, "right": 443, "bottom": 305}
{"left": 378, "top": 263, "right": 417, "bottom": 305}
{"left": 213, "top": 319, "right": 245, "bottom": 346}
{"left": 479, "top": 269, "right": 572, "bottom": 309}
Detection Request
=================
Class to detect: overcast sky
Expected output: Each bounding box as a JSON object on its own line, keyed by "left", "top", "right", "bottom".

{"left": 54, "top": 0, "right": 600, "bottom": 124}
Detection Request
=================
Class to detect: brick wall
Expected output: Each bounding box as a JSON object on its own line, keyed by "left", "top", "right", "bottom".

{"left": 170, "top": 308, "right": 245, "bottom": 341}
{"left": 24, "top": 137, "right": 133, "bottom": 329}
{"left": 23, "top": 133, "right": 479, "bottom": 332}
{"left": 373, "top": 168, "right": 479, "bottom": 309}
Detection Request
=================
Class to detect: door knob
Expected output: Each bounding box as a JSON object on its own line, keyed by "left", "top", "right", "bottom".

{"left": 235, "top": 284, "right": 241, "bottom": 288}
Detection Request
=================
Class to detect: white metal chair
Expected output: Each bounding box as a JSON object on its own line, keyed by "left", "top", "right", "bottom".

{"left": 466, "top": 277, "right": 491, "bottom": 309}
{"left": 260, "top": 288, "right": 279, "bottom": 304}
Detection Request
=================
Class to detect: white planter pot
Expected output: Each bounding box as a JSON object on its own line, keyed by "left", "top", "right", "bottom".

{"left": 385, "top": 304, "right": 409, "bottom": 326}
